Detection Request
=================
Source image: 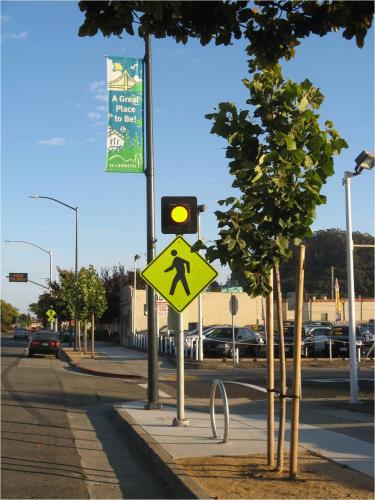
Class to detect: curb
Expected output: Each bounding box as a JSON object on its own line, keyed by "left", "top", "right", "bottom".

{"left": 113, "top": 405, "right": 210, "bottom": 499}
{"left": 61, "top": 349, "right": 145, "bottom": 380}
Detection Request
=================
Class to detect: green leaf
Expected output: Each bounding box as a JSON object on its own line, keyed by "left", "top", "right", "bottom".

{"left": 285, "top": 135, "right": 296, "bottom": 150}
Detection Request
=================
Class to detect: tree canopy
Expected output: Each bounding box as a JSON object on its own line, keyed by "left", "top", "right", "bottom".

{"left": 78, "top": 1, "right": 373, "bottom": 298}
{"left": 78, "top": 265, "right": 107, "bottom": 319}
{"left": 199, "top": 65, "right": 347, "bottom": 295}
{"left": 1, "top": 300, "right": 19, "bottom": 329}
{"left": 100, "top": 264, "right": 146, "bottom": 325}
{"left": 78, "top": 1, "right": 374, "bottom": 70}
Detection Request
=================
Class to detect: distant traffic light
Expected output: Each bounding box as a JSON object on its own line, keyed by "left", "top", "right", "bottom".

{"left": 161, "top": 196, "right": 198, "bottom": 234}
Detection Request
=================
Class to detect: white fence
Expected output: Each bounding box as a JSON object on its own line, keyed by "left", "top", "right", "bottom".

{"left": 130, "top": 332, "right": 200, "bottom": 360}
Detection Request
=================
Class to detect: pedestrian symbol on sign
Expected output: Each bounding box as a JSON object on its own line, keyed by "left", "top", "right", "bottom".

{"left": 141, "top": 236, "right": 218, "bottom": 313}
{"left": 164, "top": 250, "right": 190, "bottom": 296}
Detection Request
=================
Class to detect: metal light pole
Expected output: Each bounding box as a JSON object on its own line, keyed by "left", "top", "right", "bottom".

{"left": 132, "top": 254, "right": 141, "bottom": 340}
{"left": 5, "top": 240, "right": 53, "bottom": 285}
{"left": 197, "top": 204, "right": 206, "bottom": 361}
{"left": 30, "top": 195, "right": 79, "bottom": 348}
{"left": 144, "top": 34, "right": 161, "bottom": 409}
{"left": 331, "top": 266, "right": 335, "bottom": 300}
{"left": 343, "top": 151, "right": 375, "bottom": 404}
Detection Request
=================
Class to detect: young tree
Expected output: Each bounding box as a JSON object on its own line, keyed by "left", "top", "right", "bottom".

{"left": 196, "top": 64, "right": 347, "bottom": 472}
{"left": 78, "top": 265, "right": 107, "bottom": 358}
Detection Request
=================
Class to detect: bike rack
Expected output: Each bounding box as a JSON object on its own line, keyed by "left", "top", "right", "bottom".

{"left": 210, "top": 380, "right": 230, "bottom": 443}
{"left": 210, "top": 379, "right": 268, "bottom": 443}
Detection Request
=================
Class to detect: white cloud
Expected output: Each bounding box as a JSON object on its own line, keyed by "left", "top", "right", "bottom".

{"left": 96, "top": 105, "right": 107, "bottom": 112}
{"left": 89, "top": 80, "right": 107, "bottom": 103}
{"left": 38, "top": 137, "right": 65, "bottom": 146}
{"left": 9, "top": 31, "right": 29, "bottom": 40}
{"left": 89, "top": 80, "right": 105, "bottom": 92}
{"left": 87, "top": 112, "right": 102, "bottom": 121}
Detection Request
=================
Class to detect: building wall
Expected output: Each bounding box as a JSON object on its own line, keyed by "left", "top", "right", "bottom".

{"left": 286, "top": 299, "right": 375, "bottom": 323}
{"left": 119, "top": 285, "right": 375, "bottom": 343}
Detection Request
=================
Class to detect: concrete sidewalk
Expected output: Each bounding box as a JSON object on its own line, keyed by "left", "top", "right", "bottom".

{"left": 62, "top": 342, "right": 374, "bottom": 498}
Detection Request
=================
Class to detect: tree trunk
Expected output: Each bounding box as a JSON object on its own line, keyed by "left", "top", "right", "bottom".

{"left": 91, "top": 313, "right": 95, "bottom": 359}
{"left": 84, "top": 320, "right": 87, "bottom": 354}
{"left": 266, "top": 269, "right": 275, "bottom": 467}
{"left": 275, "top": 264, "right": 287, "bottom": 472}
{"left": 77, "top": 321, "right": 81, "bottom": 351}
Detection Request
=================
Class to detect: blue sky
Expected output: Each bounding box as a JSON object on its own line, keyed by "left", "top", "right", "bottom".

{"left": 1, "top": 1, "right": 374, "bottom": 314}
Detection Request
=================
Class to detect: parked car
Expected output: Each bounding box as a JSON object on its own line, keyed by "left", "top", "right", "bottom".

{"left": 304, "top": 326, "right": 332, "bottom": 356}
{"left": 303, "top": 321, "right": 332, "bottom": 333}
{"left": 328, "top": 325, "right": 362, "bottom": 357}
{"left": 203, "top": 326, "right": 264, "bottom": 358}
{"left": 14, "top": 328, "right": 29, "bottom": 340}
{"left": 184, "top": 325, "right": 231, "bottom": 344}
{"left": 59, "top": 331, "right": 76, "bottom": 343}
{"left": 28, "top": 331, "right": 61, "bottom": 358}
{"left": 274, "top": 325, "right": 312, "bottom": 357}
{"left": 360, "top": 324, "right": 375, "bottom": 356}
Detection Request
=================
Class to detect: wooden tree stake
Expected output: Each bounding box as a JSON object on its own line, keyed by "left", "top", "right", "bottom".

{"left": 266, "top": 269, "right": 275, "bottom": 467}
{"left": 275, "top": 264, "right": 287, "bottom": 472}
{"left": 289, "top": 244, "right": 305, "bottom": 479}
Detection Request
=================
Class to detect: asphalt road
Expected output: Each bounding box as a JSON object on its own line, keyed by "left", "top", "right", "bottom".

{"left": 1, "top": 337, "right": 175, "bottom": 499}
{"left": 159, "top": 363, "right": 375, "bottom": 402}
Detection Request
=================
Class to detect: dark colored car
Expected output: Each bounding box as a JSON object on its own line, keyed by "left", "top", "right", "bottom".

{"left": 28, "top": 332, "right": 61, "bottom": 358}
{"left": 304, "top": 326, "right": 332, "bottom": 356}
{"left": 328, "top": 325, "right": 362, "bottom": 357}
{"left": 361, "top": 324, "right": 375, "bottom": 355}
{"left": 274, "top": 326, "right": 312, "bottom": 357}
{"left": 14, "top": 328, "right": 29, "bottom": 340}
{"left": 203, "top": 326, "right": 264, "bottom": 358}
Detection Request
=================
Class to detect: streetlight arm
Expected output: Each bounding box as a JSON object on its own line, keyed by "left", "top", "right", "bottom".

{"left": 5, "top": 240, "right": 50, "bottom": 254}
{"left": 30, "top": 195, "right": 77, "bottom": 212}
{"left": 27, "top": 279, "right": 50, "bottom": 290}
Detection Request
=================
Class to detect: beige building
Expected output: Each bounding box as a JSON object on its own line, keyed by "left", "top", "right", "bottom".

{"left": 118, "top": 285, "right": 374, "bottom": 345}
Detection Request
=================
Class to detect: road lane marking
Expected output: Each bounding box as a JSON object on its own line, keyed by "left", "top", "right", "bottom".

{"left": 165, "top": 375, "right": 197, "bottom": 381}
{"left": 138, "top": 383, "right": 172, "bottom": 398}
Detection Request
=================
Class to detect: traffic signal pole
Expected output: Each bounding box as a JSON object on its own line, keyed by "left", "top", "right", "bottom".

{"left": 145, "top": 33, "right": 161, "bottom": 409}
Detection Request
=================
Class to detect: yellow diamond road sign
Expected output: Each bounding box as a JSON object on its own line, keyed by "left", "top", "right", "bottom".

{"left": 141, "top": 236, "right": 218, "bottom": 313}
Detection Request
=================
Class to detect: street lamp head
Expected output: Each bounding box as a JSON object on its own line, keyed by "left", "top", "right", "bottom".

{"left": 354, "top": 151, "right": 375, "bottom": 173}
{"left": 134, "top": 254, "right": 141, "bottom": 261}
{"left": 29, "top": 194, "right": 40, "bottom": 199}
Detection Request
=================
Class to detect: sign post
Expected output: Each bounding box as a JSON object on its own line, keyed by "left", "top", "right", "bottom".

{"left": 141, "top": 235, "right": 218, "bottom": 425}
{"left": 229, "top": 294, "right": 238, "bottom": 373}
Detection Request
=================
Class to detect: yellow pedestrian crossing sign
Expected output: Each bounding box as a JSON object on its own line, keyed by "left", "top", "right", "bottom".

{"left": 141, "top": 236, "right": 218, "bottom": 313}
{"left": 46, "top": 309, "right": 56, "bottom": 322}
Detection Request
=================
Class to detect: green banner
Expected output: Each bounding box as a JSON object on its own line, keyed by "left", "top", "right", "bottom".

{"left": 106, "top": 56, "right": 144, "bottom": 173}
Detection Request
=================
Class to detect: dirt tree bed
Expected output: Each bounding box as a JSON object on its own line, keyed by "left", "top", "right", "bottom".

{"left": 177, "top": 451, "right": 373, "bottom": 499}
